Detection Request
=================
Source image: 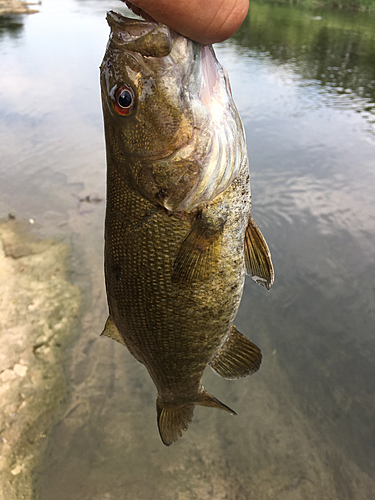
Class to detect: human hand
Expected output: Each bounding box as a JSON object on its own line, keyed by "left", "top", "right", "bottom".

{"left": 123, "top": 0, "right": 249, "bottom": 45}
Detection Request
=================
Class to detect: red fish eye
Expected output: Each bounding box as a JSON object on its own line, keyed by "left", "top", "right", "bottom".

{"left": 114, "top": 85, "right": 135, "bottom": 116}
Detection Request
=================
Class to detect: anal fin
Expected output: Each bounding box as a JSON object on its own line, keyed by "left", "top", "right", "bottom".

{"left": 172, "top": 214, "right": 223, "bottom": 284}
{"left": 244, "top": 216, "right": 274, "bottom": 290}
{"left": 209, "top": 325, "right": 262, "bottom": 379}
{"left": 195, "top": 389, "right": 236, "bottom": 415}
{"left": 101, "top": 316, "right": 126, "bottom": 346}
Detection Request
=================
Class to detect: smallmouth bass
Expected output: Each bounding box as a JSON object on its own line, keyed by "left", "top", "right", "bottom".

{"left": 100, "top": 11, "right": 274, "bottom": 446}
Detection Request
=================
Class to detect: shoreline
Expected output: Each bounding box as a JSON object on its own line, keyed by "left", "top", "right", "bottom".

{"left": 257, "top": 0, "right": 375, "bottom": 12}
{"left": 0, "top": 220, "right": 81, "bottom": 500}
{"left": 0, "top": 0, "right": 39, "bottom": 15}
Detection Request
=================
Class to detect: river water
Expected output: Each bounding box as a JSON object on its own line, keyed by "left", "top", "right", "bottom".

{"left": 1, "top": 0, "right": 374, "bottom": 498}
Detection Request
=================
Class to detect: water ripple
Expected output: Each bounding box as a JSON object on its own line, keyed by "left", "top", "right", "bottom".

{"left": 253, "top": 170, "right": 375, "bottom": 245}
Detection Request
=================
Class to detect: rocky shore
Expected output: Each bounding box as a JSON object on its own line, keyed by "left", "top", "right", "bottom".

{"left": 0, "top": 220, "right": 81, "bottom": 500}
{"left": 0, "top": 0, "right": 39, "bottom": 15}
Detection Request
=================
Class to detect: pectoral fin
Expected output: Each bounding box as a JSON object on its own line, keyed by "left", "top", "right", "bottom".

{"left": 244, "top": 217, "right": 274, "bottom": 290}
{"left": 100, "top": 316, "right": 126, "bottom": 346}
{"left": 209, "top": 325, "right": 262, "bottom": 379}
{"left": 172, "top": 214, "right": 224, "bottom": 284}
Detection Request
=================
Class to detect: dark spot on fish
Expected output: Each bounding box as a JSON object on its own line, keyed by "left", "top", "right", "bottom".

{"left": 112, "top": 264, "right": 122, "bottom": 281}
{"left": 156, "top": 189, "right": 168, "bottom": 201}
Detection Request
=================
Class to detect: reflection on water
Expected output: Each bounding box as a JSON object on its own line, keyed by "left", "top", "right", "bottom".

{"left": 0, "top": 16, "right": 25, "bottom": 40}
{"left": 0, "top": 0, "right": 374, "bottom": 498}
{"left": 232, "top": 1, "right": 375, "bottom": 133}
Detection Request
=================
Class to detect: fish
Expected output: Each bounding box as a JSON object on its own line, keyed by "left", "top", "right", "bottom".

{"left": 100, "top": 11, "right": 274, "bottom": 446}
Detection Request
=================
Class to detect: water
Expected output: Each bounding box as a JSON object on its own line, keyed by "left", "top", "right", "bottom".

{"left": 1, "top": 0, "right": 374, "bottom": 498}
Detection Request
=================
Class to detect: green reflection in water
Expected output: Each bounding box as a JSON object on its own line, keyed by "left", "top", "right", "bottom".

{"left": 233, "top": 1, "right": 375, "bottom": 115}
{"left": 0, "top": 15, "right": 25, "bottom": 40}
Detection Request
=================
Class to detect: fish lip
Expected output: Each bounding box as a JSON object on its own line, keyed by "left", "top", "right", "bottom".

{"left": 106, "top": 10, "right": 174, "bottom": 58}
{"left": 107, "top": 10, "right": 159, "bottom": 39}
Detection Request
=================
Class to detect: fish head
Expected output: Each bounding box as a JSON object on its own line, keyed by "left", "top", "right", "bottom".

{"left": 100, "top": 11, "right": 246, "bottom": 212}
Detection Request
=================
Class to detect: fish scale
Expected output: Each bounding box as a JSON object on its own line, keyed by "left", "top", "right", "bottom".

{"left": 106, "top": 166, "right": 245, "bottom": 374}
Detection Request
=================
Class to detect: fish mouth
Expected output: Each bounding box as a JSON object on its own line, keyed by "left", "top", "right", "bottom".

{"left": 106, "top": 11, "right": 174, "bottom": 58}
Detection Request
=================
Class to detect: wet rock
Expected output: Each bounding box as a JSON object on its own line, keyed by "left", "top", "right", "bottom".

{"left": 0, "top": 222, "right": 54, "bottom": 259}
{"left": 0, "top": 220, "right": 81, "bottom": 500}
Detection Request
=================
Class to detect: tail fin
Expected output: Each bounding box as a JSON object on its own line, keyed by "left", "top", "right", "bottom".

{"left": 156, "top": 390, "right": 236, "bottom": 446}
{"left": 157, "top": 401, "right": 195, "bottom": 446}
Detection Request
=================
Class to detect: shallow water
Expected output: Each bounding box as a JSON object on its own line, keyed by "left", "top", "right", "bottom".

{"left": 1, "top": 0, "right": 374, "bottom": 498}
